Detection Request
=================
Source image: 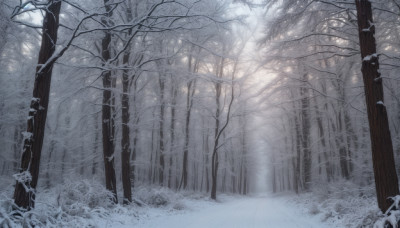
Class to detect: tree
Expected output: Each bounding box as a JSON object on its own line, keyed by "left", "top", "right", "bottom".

{"left": 13, "top": 0, "right": 62, "bottom": 210}
{"left": 180, "top": 45, "right": 198, "bottom": 190}
{"left": 354, "top": 0, "right": 399, "bottom": 212}
{"left": 100, "top": 0, "right": 118, "bottom": 204}
{"left": 210, "top": 45, "right": 235, "bottom": 200}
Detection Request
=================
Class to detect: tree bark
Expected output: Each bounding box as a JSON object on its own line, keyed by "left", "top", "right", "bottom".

{"left": 158, "top": 76, "right": 166, "bottom": 186}
{"left": 313, "top": 94, "right": 331, "bottom": 182}
{"left": 211, "top": 53, "right": 234, "bottom": 199}
{"left": 180, "top": 79, "right": 192, "bottom": 189}
{"left": 211, "top": 78, "right": 222, "bottom": 200}
{"left": 180, "top": 50, "right": 196, "bottom": 189}
{"left": 290, "top": 91, "right": 302, "bottom": 193}
{"left": 92, "top": 113, "right": 99, "bottom": 175}
{"left": 121, "top": 49, "right": 132, "bottom": 204}
{"left": 13, "top": 0, "right": 61, "bottom": 210}
{"left": 168, "top": 83, "right": 177, "bottom": 188}
{"left": 101, "top": 0, "right": 118, "bottom": 203}
{"left": 355, "top": 0, "right": 399, "bottom": 212}
{"left": 120, "top": 4, "right": 134, "bottom": 204}
{"left": 300, "top": 73, "right": 312, "bottom": 190}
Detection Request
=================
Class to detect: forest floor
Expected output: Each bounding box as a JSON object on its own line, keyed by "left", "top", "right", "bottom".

{"left": 0, "top": 179, "right": 381, "bottom": 228}
{"left": 128, "top": 194, "right": 335, "bottom": 228}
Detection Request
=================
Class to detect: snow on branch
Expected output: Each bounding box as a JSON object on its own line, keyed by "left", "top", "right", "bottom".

{"left": 363, "top": 53, "right": 378, "bottom": 62}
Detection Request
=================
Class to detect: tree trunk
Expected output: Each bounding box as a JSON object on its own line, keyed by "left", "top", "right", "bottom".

{"left": 211, "top": 79, "right": 221, "bottom": 200}
{"left": 337, "top": 112, "right": 350, "bottom": 179}
{"left": 180, "top": 51, "right": 196, "bottom": 190}
{"left": 92, "top": 113, "right": 99, "bottom": 175}
{"left": 168, "top": 83, "right": 177, "bottom": 189}
{"left": 158, "top": 76, "right": 165, "bottom": 186}
{"left": 205, "top": 127, "right": 210, "bottom": 193}
{"left": 120, "top": 4, "right": 135, "bottom": 203}
{"left": 290, "top": 90, "right": 302, "bottom": 193}
{"left": 101, "top": 0, "right": 117, "bottom": 203}
{"left": 13, "top": 1, "right": 62, "bottom": 210}
{"left": 355, "top": 0, "right": 400, "bottom": 212}
{"left": 121, "top": 49, "right": 132, "bottom": 204}
{"left": 211, "top": 53, "right": 234, "bottom": 199}
{"left": 313, "top": 95, "right": 331, "bottom": 182}
{"left": 180, "top": 80, "right": 192, "bottom": 189}
{"left": 300, "top": 73, "right": 311, "bottom": 190}
{"left": 131, "top": 78, "right": 139, "bottom": 187}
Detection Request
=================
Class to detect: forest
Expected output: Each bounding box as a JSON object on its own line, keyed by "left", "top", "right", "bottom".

{"left": 1, "top": 0, "right": 400, "bottom": 227}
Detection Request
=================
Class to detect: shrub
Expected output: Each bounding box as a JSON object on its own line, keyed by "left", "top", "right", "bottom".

{"left": 57, "top": 179, "right": 115, "bottom": 216}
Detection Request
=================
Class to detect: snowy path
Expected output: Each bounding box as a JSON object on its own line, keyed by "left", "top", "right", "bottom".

{"left": 133, "top": 195, "right": 335, "bottom": 228}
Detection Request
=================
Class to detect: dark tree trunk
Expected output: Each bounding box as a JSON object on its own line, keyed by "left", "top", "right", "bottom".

{"left": 92, "top": 113, "right": 99, "bottom": 175}
{"left": 13, "top": 1, "right": 62, "bottom": 210}
{"left": 151, "top": 113, "right": 157, "bottom": 184}
{"left": 272, "top": 155, "right": 277, "bottom": 193}
{"left": 180, "top": 80, "right": 192, "bottom": 189}
{"left": 131, "top": 79, "right": 139, "bottom": 187}
{"left": 205, "top": 128, "right": 210, "bottom": 193}
{"left": 290, "top": 90, "right": 302, "bottom": 193}
{"left": 313, "top": 96, "right": 331, "bottom": 183}
{"left": 158, "top": 76, "right": 165, "bottom": 186}
{"left": 131, "top": 125, "right": 138, "bottom": 185}
{"left": 180, "top": 51, "right": 196, "bottom": 190}
{"left": 121, "top": 49, "right": 132, "bottom": 204}
{"left": 13, "top": 125, "right": 21, "bottom": 171}
{"left": 211, "top": 53, "right": 234, "bottom": 200}
{"left": 211, "top": 79, "right": 221, "bottom": 200}
{"left": 168, "top": 84, "right": 177, "bottom": 189}
{"left": 344, "top": 110, "right": 357, "bottom": 174}
{"left": 294, "top": 114, "right": 302, "bottom": 193}
{"left": 101, "top": 0, "right": 117, "bottom": 204}
{"left": 355, "top": 0, "right": 400, "bottom": 212}
{"left": 337, "top": 112, "right": 350, "bottom": 179}
{"left": 120, "top": 4, "right": 134, "bottom": 203}
{"left": 211, "top": 150, "right": 219, "bottom": 199}
{"left": 300, "top": 73, "right": 311, "bottom": 190}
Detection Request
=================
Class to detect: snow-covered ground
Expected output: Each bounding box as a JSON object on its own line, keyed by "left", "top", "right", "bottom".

{"left": 0, "top": 179, "right": 383, "bottom": 228}
{"left": 131, "top": 195, "right": 334, "bottom": 228}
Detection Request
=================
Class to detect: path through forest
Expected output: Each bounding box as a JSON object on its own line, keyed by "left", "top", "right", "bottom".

{"left": 133, "top": 195, "right": 335, "bottom": 228}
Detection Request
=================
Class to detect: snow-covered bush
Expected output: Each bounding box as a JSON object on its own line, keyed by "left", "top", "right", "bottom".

{"left": 0, "top": 193, "right": 65, "bottom": 228}
{"left": 374, "top": 196, "right": 400, "bottom": 228}
{"left": 135, "top": 186, "right": 179, "bottom": 207}
{"left": 309, "top": 204, "right": 320, "bottom": 215}
{"left": 0, "top": 196, "right": 16, "bottom": 228}
{"left": 172, "top": 201, "right": 187, "bottom": 210}
{"left": 57, "top": 179, "right": 115, "bottom": 216}
{"left": 289, "top": 180, "right": 379, "bottom": 228}
{"left": 0, "top": 179, "right": 117, "bottom": 227}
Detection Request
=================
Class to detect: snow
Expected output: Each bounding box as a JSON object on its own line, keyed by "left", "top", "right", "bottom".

{"left": 130, "top": 195, "right": 334, "bottom": 228}
{"left": 0, "top": 180, "right": 380, "bottom": 228}
{"left": 13, "top": 171, "right": 32, "bottom": 183}
{"left": 12, "top": 171, "right": 34, "bottom": 193}
{"left": 373, "top": 196, "right": 400, "bottom": 228}
{"left": 21, "top": 131, "right": 32, "bottom": 139}
{"left": 363, "top": 53, "right": 378, "bottom": 62}
{"left": 31, "top": 97, "right": 40, "bottom": 103}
